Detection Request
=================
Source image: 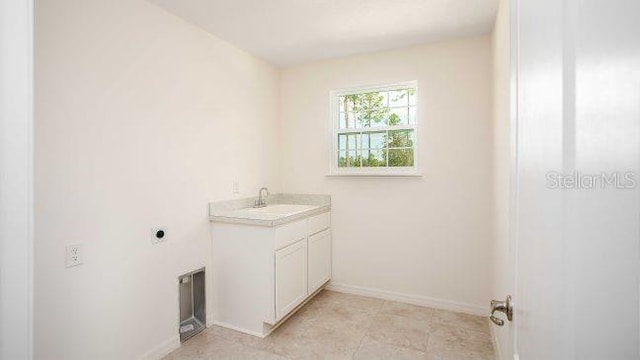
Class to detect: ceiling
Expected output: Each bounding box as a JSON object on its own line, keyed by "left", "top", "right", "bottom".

{"left": 150, "top": 0, "right": 499, "bottom": 67}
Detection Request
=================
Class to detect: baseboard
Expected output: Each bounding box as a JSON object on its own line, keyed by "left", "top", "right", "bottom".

{"left": 489, "top": 323, "right": 502, "bottom": 360}
{"left": 206, "top": 313, "right": 215, "bottom": 328}
{"left": 262, "top": 285, "right": 326, "bottom": 338}
{"left": 212, "top": 320, "right": 265, "bottom": 338}
{"left": 209, "top": 284, "right": 326, "bottom": 339}
{"left": 139, "top": 335, "right": 180, "bottom": 360}
{"left": 325, "top": 282, "right": 487, "bottom": 316}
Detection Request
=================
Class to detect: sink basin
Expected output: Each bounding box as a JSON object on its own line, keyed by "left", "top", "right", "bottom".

{"left": 245, "top": 204, "right": 316, "bottom": 215}
{"left": 232, "top": 204, "right": 317, "bottom": 220}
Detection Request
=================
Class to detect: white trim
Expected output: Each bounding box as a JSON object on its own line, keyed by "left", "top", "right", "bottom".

{"left": 139, "top": 336, "right": 180, "bottom": 360}
{"left": 509, "top": 0, "right": 520, "bottom": 358}
{"left": 337, "top": 124, "right": 415, "bottom": 134}
{"left": 212, "top": 321, "right": 266, "bottom": 338}
{"left": 327, "top": 166, "right": 422, "bottom": 178}
{"left": 329, "top": 80, "right": 419, "bottom": 176}
{"left": 330, "top": 81, "right": 418, "bottom": 96}
{"left": 206, "top": 312, "right": 215, "bottom": 327}
{"left": 0, "top": 0, "right": 34, "bottom": 358}
{"left": 490, "top": 323, "right": 502, "bottom": 360}
{"left": 211, "top": 285, "right": 325, "bottom": 339}
{"left": 325, "top": 282, "right": 487, "bottom": 316}
{"left": 326, "top": 173, "right": 423, "bottom": 178}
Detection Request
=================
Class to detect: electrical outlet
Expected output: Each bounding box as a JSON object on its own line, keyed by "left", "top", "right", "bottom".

{"left": 65, "top": 244, "right": 83, "bottom": 268}
{"left": 151, "top": 227, "right": 167, "bottom": 245}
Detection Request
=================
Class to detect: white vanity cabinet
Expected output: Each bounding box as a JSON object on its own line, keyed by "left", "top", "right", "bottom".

{"left": 275, "top": 239, "right": 308, "bottom": 320}
{"left": 307, "top": 228, "right": 332, "bottom": 295}
{"left": 211, "top": 210, "right": 331, "bottom": 337}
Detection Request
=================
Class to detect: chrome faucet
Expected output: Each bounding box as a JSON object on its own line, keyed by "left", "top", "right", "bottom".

{"left": 254, "top": 187, "right": 270, "bottom": 208}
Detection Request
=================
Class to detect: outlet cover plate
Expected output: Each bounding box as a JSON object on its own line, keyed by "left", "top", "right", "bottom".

{"left": 65, "top": 244, "right": 83, "bottom": 267}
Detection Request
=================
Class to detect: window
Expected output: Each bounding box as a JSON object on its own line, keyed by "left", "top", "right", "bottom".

{"left": 330, "top": 81, "right": 418, "bottom": 176}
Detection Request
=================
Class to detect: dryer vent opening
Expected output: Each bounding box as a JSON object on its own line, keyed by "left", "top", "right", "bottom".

{"left": 179, "top": 268, "right": 205, "bottom": 342}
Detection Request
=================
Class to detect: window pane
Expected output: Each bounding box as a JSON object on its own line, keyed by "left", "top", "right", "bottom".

{"left": 408, "top": 89, "right": 417, "bottom": 105}
{"left": 357, "top": 92, "right": 390, "bottom": 127}
{"left": 389, "top": 89, "right": 409, "bottom": 107}
{"left": 338, "top": 150, "right": 359, "bottom": 167}
{"left": 388, "top": 108, "right": 408, "bottom": 125}
{"left": 378, "top": 91, "right": 389, "bottom": 107}
{"left": 335, "top": 84, "right": 417, "bottom": 171}
{"left": 339, "top": 96, "right": 354, "bottom": 112}
{"left": 363, "top": 111, "right": 389, "bottom": 128}
{"left": 388, "top": 148, "right": 414, "bottom": 167}
{"left": 360, "top": 149, "right": 386, "bottom": 167}
{"left": 340, "top": 111, "right": 360, "bottom": 129}
{"left": 358, "top": 91, "right": 388, "bottom": 110}
{"left": 388, "top": 130, "right": 414, "bottom": 148}
{"left": 361, "top": 131, "right": 386, "bottom": 149}
{"left": 408, "top": 107, "right": 416, "bottom": 124}
{"left": 338, "top": 133, "right": 360, "bottom": 151}
{"left": 355, "top": 111, "right": 370, "bottom": 128}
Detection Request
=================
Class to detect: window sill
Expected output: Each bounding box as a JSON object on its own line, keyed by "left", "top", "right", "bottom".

{"left": 326, "top": 172, "right": 423, "bottom": 179}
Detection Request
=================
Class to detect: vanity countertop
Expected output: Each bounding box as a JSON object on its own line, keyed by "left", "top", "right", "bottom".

{"left": 209, "top": 194, "right": 331, "bottom": 227}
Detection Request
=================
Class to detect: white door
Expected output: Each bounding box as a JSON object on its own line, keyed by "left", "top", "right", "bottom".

{"left": 308, "top": 229, "right": 331, "bottom": 294}
{"left": 513, "top": 0, "right": 640, "bottom": 359}
{"left": 0, "top": 0, "right": 34, "bottom": 359}
{"left": 275, "top": 239, "right": 308, "bottom": 321}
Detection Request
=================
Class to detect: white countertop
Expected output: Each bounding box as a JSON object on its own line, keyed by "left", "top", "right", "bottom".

{"left": 209, "top": 194, "right": 331, "bottom": 227}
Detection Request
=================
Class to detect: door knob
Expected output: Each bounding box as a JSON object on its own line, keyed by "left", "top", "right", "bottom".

{"left": 489, "top": 295, "right": 513, "bottom": 326}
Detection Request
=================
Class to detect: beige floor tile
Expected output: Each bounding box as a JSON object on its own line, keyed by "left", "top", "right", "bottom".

{"left": 169, "top": 292, "right": 497, "bottom": 360}
{"left": 162, "top": 342, "right": 206, "bottom": 360}
{"left": 312, "top": 304, "right": 376, "bottom": 332}
{"left": 425, "top": 349, "right": 495, "bottom": 360}
{"left": 379, "top": 301, "right": 435, "bottom": 322}
{"left": 164, "top": 334, "right": 278, "bottom": 360}
{"left": 305, "top": 323, "right": 365, "bottom": 350}
{"left": 313, "top": 290, "right": 384, "bottom": 314}
{"left": 272, "top": 324, "right": 363, "bottom": 359}
{"left": 365, "top": 313, "right": 430, "bottom": 351}
{"left": 208, "top": 346, "right": 288, "bottom": 360}
{"left": 273, "top": 306, "right": 318, "bottom": 337}
{"left": 354, "top": 336, "right": 427, "bottom": 360}
{"left": 201, "top": 326, "right": 275, "bottom": 352}
{"left": 426, "top": 323, "right": 493, "bottom": 356}
{"left": 432, "top": 309, "right": 490, "bottom": 333}
{"left": 200, "top": 345, "right": 288, "bottom": 360}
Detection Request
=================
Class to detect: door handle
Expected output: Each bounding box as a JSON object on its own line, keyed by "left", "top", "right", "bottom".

{"left": 489, "top": 295, "right": 513, "bottom": 326}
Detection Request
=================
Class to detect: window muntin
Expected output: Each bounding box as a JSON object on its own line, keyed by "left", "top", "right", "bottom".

{"left": 332, "top": 82, "right": 417, "bottom": 174}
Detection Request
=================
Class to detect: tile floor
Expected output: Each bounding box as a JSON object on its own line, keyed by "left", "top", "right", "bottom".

{"left": 164, "top": 290, "right": 495, "bottom": 360}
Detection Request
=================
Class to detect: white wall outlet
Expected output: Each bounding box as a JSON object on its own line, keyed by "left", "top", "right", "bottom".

{"left": 65, "top": 244, "right": 83, "bottom": 268}
{"left": 151, "top": 227, "right": 167, "bottom": 245}
{"left": 233, "top": 180, "right": 240, "bottom": 194}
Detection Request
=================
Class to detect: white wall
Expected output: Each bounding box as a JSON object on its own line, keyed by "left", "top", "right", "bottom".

{"left": 34, "top": 0, "right": 279, "bottom": 358}
{"left": 0, "top": 0, "right": 34, "bottom": 358}
{"left": 279, "top": 36, "right": 494, "bottom": 312}
{"left": 490, "top": 0, "right": 514, "bottom": 358}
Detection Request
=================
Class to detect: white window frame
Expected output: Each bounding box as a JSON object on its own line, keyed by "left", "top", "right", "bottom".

{"left": 329, "top": 81, "right": 420, "bottom": 177}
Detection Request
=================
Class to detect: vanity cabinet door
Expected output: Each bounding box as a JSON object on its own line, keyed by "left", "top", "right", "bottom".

{"left": 275, "top": 238, "right": 308, "bottom": 321}
{"left": 308, "top": 229, "right": 331, "bottom": 294}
